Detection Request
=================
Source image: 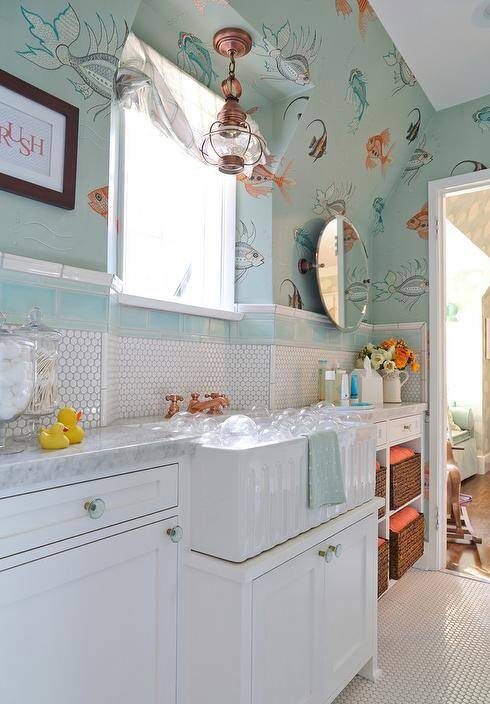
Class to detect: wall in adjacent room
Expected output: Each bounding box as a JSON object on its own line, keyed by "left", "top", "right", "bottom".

{"left": 0, "top": 0, "right": 141, "bottom": 271}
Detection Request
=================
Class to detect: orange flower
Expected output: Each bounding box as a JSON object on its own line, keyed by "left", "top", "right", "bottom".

{"left": 381, "top": 338, "right": 396, "bottom": 350}
{"left": 411, "top": 361, "right": 420, "bottom": 373}
{"left": 394, "top": 347, "right": 410, "bottom": 369}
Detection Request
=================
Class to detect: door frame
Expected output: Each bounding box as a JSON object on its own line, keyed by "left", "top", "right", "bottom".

{"left": 427, "top": 168, "right": 490, "bottom": 570}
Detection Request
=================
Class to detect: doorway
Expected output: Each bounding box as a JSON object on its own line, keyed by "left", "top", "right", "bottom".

{"left": 428, "top": 171, "right": 490, "bottom": 581}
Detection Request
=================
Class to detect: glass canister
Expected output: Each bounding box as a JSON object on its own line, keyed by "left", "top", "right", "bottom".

{"left": 0, "top": 313, "right": 36, "bottom": 454}
{"left": 18, "top": 307, "right": 62, "bottom": 422}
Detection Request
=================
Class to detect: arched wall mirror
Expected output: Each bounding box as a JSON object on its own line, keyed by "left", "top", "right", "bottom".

{"left": 298, "top": 215, "right": 369, "bottom": 332}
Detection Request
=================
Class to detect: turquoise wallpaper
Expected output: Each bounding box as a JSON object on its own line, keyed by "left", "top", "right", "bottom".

{"left": 226, "top": 0, "right": 434, "bottom": 314}
{"left": 373, "top": 93, "right": 490, "bottom": 325}
{"left": 0, "top": 0, "right": 140, "bottom": 271}
{"left": 1, "top": 0, "right": 489, "bottom": 332}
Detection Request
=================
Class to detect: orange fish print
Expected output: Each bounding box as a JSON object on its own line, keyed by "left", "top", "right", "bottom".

{"left": 357, "top": 0, "right": 376, "bottom": 39}
{"left": 365, "top": 129, "right": 394, "bottom": 175}
{"left": 335, "top": 0, "right": 352, "bottom": 16}
{"left": 406, "top": 202, "right": 428, "bottom": 240}
{"left": 343, "top": 222, "right": 359, "bottom": 252}
{"left": 237, "top": 160, "right": 295, "bottom": 202}
{"left": 88, "top": 186, "right": 108, "bottom": 219}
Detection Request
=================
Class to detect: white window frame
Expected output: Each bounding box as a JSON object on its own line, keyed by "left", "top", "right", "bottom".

{"left": 110, "top": 102, "right": 240, "bottom": 321}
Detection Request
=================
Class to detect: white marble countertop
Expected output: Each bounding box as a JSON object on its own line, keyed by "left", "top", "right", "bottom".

{"left": 0, "top": 418, "right": 196, "bottom": 498}
{"left": 0, "top": 403, "right": 427, "bottom": 498}
{"left": 344, "top": 402, "right": 427, "bottom": 422}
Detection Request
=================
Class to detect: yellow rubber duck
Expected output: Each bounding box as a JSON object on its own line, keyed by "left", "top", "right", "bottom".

{"left": 57, "top": 407, "right": 85, "bottom": 444}
{"left": 39, "top": 422, "right": 70, "bottom": 450}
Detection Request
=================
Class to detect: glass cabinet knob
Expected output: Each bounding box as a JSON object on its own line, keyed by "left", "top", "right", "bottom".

{"left": 84, "top": 498, "right": 106, "bottom": 519}
{"left": 318, "top": 547, "right": 334, "bottom": 563}
{"left": 167, "top": 525, "right": 183, "bottom": 543}
{"left": 333, "top": 543, "right": 343, "bottom": 558}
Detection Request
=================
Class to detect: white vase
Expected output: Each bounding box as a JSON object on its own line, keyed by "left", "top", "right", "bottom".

{"left": 380, "top": 369, "right": 408, "bottom": 403}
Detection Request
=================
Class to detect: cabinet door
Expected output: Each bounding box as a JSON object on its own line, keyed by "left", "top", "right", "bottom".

{"left": 0, "top": 518, "right": 179, "bottom": 704}
{"left": 252, "top": 549, "right": 324, "bottom": 704}
{"left": 322, "top": 515, "right": 376, "bottom": 701}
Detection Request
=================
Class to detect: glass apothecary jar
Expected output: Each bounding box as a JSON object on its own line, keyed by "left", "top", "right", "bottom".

{"left": 0, "top": 314, "right": 36, "bottom": 454}
{"left": 18, "top": 307, "right": 61, "bottom": 429}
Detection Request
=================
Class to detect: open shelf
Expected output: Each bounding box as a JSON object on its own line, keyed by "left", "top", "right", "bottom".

{"left": 389, "top": 494, "right": 422, "bottom": 516}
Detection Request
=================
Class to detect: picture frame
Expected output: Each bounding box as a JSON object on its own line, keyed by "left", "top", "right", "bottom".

{"left": 0, "top": 68, "right": 78, "bottom": 209}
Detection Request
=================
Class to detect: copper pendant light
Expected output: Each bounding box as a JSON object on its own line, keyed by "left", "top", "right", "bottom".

{"left": 201, "top": 28, "right": 265, "bottom": 175}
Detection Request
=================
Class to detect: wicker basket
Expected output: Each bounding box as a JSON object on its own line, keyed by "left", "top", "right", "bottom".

{"left": 378, "top": 539, "right": 389, "bottom": 597}
{"left": 375, "top": 466, "right": 387, "bottom": 518}
{"left": 390, "top": 453, "right": 421, "bottom": 510}
{"left": 389, "top": 513, "right": 424, "bottom": 579}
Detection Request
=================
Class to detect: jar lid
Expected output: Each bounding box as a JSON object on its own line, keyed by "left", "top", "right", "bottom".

{"left": 18, "top": 307, "right": 61, "bottom": 340}
{"left": 0, "top": 312, "right": 35, "bottom": 348}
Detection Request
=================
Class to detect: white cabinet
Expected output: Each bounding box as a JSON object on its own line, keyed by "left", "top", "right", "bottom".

{"left": 323, "top": 516, "right": 375, "bottom": 701}
{"left": 252, "top": 548, "right": 324, "bottom": 704}
{"left": 183, "top": 501, "right": 379, "bottom": 704}
{"left": 0, "top": 516, "right": 180, "bottom": 704}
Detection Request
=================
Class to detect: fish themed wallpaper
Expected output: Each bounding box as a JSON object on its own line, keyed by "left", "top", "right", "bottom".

{"left": 0, "top": 0, "right": 141, "bottom": 270}
{"left": 373, "top": 94, "right": 490, "bottom": 325}
{"left": 1, "top": 0, "right": 490, "bottom": 332}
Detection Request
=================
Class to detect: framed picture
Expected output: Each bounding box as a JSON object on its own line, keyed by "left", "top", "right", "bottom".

{"left": 0, "top": 69, "right": 78, "bottom": 209}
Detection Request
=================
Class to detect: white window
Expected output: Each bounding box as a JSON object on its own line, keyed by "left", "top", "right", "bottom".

{"left": 117, "top": 61, "right": 236, "bottom": 315}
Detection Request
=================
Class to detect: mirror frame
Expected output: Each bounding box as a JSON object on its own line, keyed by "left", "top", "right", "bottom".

{"left": 315, "top": 215, "right": 369, "bottom": 333}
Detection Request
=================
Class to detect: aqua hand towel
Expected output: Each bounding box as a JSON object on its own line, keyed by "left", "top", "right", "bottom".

{"left": 308, "top": 429, "right": 346, "bottom": 508}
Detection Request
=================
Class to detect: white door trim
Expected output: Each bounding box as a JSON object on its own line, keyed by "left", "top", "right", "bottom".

{"left": 427, "top": 168, "right": 490, "bottom": 570}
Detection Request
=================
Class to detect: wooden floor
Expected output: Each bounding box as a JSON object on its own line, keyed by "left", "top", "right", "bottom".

{"left": 446, "top": 472, "right": 490, "bottom": 582}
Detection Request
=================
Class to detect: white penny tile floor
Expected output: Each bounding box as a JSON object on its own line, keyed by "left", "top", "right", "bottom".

{"left": 335, "top": 569, "right": 490, "bottom": 704}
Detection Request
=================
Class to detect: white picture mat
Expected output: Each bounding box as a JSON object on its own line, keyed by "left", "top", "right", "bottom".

{"left": 0, "top": 85, "right": 66, "bottom": 192}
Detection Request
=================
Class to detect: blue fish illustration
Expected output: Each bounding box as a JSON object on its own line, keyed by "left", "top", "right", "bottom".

{"left": 313, "top": 182, "right": 355, "bottom": 217}
{"left": 17, "top": 6, "right": 128, "bottom": 120}
{"left": 177, "top": 32, "right": 217, "bottom": 88}
{"left": 258, "top": 22, "right": 322, "bottom": 86}
{"left": 383, "top": 45, "right": 416, "bottom": 95}
{"left": 401, "top": 135, "right": 433, "bottom": 185}
{"left": 472, "top": 106, "right": 490, "bottom": 133}
{"left": 294, "top": 226, "right": 316, "bottom": 255}
{"left": 235, "top": 220, "right": 264, "bottom": 283}
{"left": 346, "top": 68, "right": 368, "bottom": 133}
{"left": 371, "top": 196, "right": 385, "bottom": 236}
{"left": 373, "top": 259, "right": 428, "bottom": 310}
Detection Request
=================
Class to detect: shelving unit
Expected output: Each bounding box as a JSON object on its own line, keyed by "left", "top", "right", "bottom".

{"left": 373, "top": 409, "right": 426, "bottom": 595}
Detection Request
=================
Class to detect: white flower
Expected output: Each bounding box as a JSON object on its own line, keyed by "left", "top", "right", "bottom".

{"left": 371, "top": 351, "right": 385, "bottom": 369}
{"left": 384, "top": 346, "right": 395, "bottom": 361}
{"left": 384, "top": 360, "right": 396, "bottom": 373}
{"left": 366, "top": 343, "right": 374, "bottom": 353}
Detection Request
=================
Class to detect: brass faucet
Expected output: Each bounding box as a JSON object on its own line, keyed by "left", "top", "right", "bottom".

{"left": 187, "top": 392, "right": 230, "bottom": 415}
{"left": 165, "top": 394, "right": 183, "bottom": 419}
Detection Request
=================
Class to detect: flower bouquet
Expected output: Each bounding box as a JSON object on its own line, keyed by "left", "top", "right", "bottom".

{"left": 357, "top": 338, "right": 419, "bottom": 403}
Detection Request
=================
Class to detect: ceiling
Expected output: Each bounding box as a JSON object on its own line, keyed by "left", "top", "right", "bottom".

{"left": 370, "top": 0, "right": 490, "bottom": 110}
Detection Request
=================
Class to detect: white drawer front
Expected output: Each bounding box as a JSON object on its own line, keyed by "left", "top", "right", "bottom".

{"left": 0, "top": 464, "right": 178, "bottom": 559}
{"left": 389, "top": 415, "right": 421, "bottom": 444}
{"left": 375, "top": 422, "right": 387, "bottom": 448}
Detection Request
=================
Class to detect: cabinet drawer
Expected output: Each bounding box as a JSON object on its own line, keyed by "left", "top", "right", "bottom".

{"left": 389, "top": 415, "right": 421, "bottom": 443}
{"left": 0, "top": 464, "right": 178, "bottom": 559}
{"left": 375, "top": 422, "right": 387, "bottom": 448}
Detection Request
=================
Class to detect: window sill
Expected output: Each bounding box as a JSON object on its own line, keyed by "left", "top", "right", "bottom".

{"left": 118, "top": 293, "right": 243, "bottom": 321}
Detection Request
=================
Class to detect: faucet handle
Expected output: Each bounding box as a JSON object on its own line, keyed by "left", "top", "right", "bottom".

{"left": 164, "top": 394, "right": 184, "bottom": 419}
